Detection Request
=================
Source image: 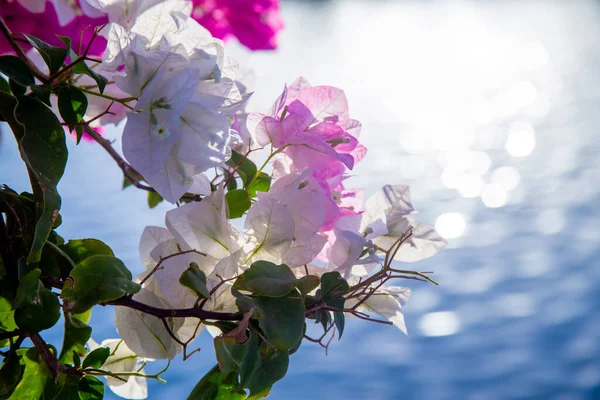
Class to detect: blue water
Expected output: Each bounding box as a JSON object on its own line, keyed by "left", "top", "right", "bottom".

{"left": 2, "top": 0, "right": 600, "bottom": 398}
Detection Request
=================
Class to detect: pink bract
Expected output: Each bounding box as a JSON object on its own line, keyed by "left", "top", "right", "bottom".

{"left": 0, "top": 1, "right": 107, "bottom": 56}
{"left": 191, "top": 0, "right": 283, "bottom": 50}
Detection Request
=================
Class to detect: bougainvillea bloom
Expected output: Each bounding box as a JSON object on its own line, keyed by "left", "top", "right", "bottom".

{"left": 0, "top": 0, "right": 108, "bottom": 56}
{"left": 190, "top": 0, "right": 283, "bottom": 50}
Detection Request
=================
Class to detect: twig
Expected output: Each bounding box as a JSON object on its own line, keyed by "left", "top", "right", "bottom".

{"left": 139, "top": 249, "right": 207, "bottom": 286}
{"left": 29, "top": 333, "right": 59, "bottom": 379}
{"left": 0, "top": 17, "right": 48, "bottom": 82}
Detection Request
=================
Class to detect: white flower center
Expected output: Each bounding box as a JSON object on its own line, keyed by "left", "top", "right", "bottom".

{"left": 151, "top": 123, "right": 171, "bottom": 141}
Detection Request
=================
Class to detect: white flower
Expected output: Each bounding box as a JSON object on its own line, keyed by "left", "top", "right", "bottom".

{"left": 87, "top": 338, "right": 149, "bottom": 399}
{"left": 367, "top": 185, "right": 448, "bottom": 262}
{"left": 345, "top": 286, "right": 411, "bottom": 335}
{"left": 99, "top": 0, "right": 248, "bottom": 202}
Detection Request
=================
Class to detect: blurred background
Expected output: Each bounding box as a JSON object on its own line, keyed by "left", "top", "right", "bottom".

{"left": 2, "top": 0, "right": 600, "bottom": 398}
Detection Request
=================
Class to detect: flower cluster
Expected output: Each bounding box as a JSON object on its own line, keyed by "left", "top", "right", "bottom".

{"left": 0, "top": 0, "right": 448, "bottom": 398}
{"left": 0, "top": 0, "right": 283, "bottom": 55}
{"left": 0, "top": 0, "right": 108, "bottom": 56}
{"left": 98, "top": 0, "right": 249, "bottom": 202}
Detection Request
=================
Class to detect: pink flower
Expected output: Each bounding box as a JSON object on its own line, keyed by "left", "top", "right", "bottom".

{"left": 248, "top": 77, "right": 367, "bottom": 184}
{"left": 0, "top": 1, "right": 107, "bottom": 56}
{"left": 250, "top": 77, "right": 369, "bottom": 239}
{"left": 190, "top": 0, "right": 283, "bottom": 50}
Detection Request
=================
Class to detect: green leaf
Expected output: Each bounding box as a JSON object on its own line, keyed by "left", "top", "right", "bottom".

{"left": 8, "top": 79, "right": 25, "bottom": 96}
{"left": 334, "top": 310, "right": 345, "bottom": 339}
{"left": 0, "top": 297, "right": 17, "bottom": 347}
{"left": 7, "top": 348, "right": 55, "bottom": 399}
{"left": 0, "top": 56, "right": 34, "bottom": 86}
{"left": 233, "top": 261, "right": 298, "bottom": 298}
{"left": 58, "top": 86, "right": 88, "bottom": 142}
{"left": 227, "top": 151, "right": 257, "bottom": 188}
{"left": 187, "top": 365, "right": 247, "bottom": 400}
{"left": 23, "top": 34, "right": 67, "bottom": 75}
{"left": 77, "top": 375, "right": 104, "bottom": 400}
{"left": 14, "top": 285, "right": 61, "bottom": 332}
{"left": 29, "top": 84, "right": 52, "bottom": 106}
{"left": 245, "top": 349, "right": 289, "bottom": 397}
{"left": 122, "top": 170, "right": 144, "bottom": 189}
{"left": 225, "top": 190, "right": 251, "bottom": 219}
{"left": 179, "top": 263, "right": 210, "bottom": 299}
{"left": 58, "top": 312, "right": 92, "bottom": 365}
{"left": 53, "top": 374, "right": 80, "bottom": 400}
{"left": 81, "top": 347, "right": 109, "bottom": 369}
{"left": 59, "top": 35, "right": 107, "bottom": 94}
{"left": 296, "top": 275, "right": 319, "bottom": 296}
{"left": 71, "top": 63, "right": 107, "bottom": 94}
{"left": 319, "top": 272, "right": 349, "bottom": 299}
{"left": 214, "top": 331, "right": 260, "bottom": 386}
{"left": 61, "top": 255, "right": 141, "bottom": 313}
{"left": 60, "top": 239, "right": 114, "bottom": 267}
{"left": 13, "top": 269, "right": 41, "bottom": 308}
{"left": 253, "top": 290, "right": 305, "bottom": 351}
{"left": 246, "top": 173, "right": 271, "bottom": 197}
{"left": 147, "top": 191, "right": 163, "bottom": 208}
{"left": 11, "top": 95, "right": 68, "bottom": 263}
{"left": 0, "top": 76, "right": 9, "bottom": 93}
{"left": 0, "top": 352, "right": 23, "bottom": 398}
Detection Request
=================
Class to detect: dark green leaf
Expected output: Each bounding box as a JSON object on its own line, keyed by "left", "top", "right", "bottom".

{"left": 58, "top": 312, "right": 92, "bottom": 365}
{"left": 8, "top": 79, "right": 25, "bottom": 96}
{"left": 334, "top": 310, "right": 345, "bottom": 339}
{"left": 71, "top": 63, "right": 107, "bottom": 94}
{"left": 226, "top": 177, "right": 237, "bottom": 191}
{"left": 214, "top": 331, "right": 260, "bottom": 386}
{"left": 0, "top": 76, "right": 10, "bottom": 93}
{"left": 187, "top": 365, "right": 247, "bottom": 400}
{"left": 23, "top": 34, "right": 67, "bottom": 75}
{"left": 29, "top": 84, "right": 52, "bottom": 106}
{"left": 233, "top": 261, "right": 297, "bottom": 298}
{"left": 58, "top": 86, "right": 88, "bottom": 142}
{"left": 314, "top": 309, "right": 331, "bottom": 332}
{"left": 0, "top": 56, "right": 34, "bottom": 86}
{"left": 319, "top": 272, "right": 349, "bottom": 299}
{"left": 147, "top": 191, "right": 163, "bottom": 208}
{"left": 81, "top": 347, "right": 109, "bottom": 369}
{"left": 61, "top": 255, "right": 141, "bottom": 313}
{"left": 253, "top": 290, "right": 305, "bottom": 351}
{"left": 14, "top": 285, "right": 61, "bottom": 332}
{"left": 77, "top": 375, "right": 104, "bottom": 400}
{"left": 53, "top": 374, "right": 80, "bottom": 400}
{"left": 245, "top": 349, "right": 289, "bottom": 397}
{"left": 296, "top": 275, "right": 319, "bottom": 296}
{"left": 227, "top": 151, "right": 257, "bottom": 188}
{"left": 7, "top": 348, "right": 55, "bottom": 399}
{"left": 180, "top": 263, "right": 210, "bottom": 299}
{"left": 13, "top": 269, "right": 41, "bottom": 308}
{"left": 246, "top": 173, "right": 271, "bottom": 197}
{"left": 12, "top": 95, "right": 67, "bottom": 263}
{"left": 225, "top": 190, "right": 251, "bottom": 219}
{"left": 0, "top": 352, "right": 22, "bottom": 398}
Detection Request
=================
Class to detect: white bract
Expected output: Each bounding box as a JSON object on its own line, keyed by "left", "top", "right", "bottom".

{"left": 98, "top": 0, "right": 248, "bottom": 202}
{"left": 87, "top": 338, "right": 149, "bottom": 399}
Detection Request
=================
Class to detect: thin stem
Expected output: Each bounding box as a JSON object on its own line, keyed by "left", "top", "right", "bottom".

{"left": 0, "top": 17, "right": 48, "bottom": 82}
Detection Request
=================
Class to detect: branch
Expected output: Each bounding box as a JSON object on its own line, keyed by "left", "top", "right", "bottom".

{"left": 82, "top": 125, "right": 203, "bottom": 202}
{"left": 105, "top": 296, "right": 242, "bottom": 321}
{"left": 29, "top": 333, "right": 59, "bottom": 380}
{"left": 0, "top": 17, "right": 48, "bottom": 82}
